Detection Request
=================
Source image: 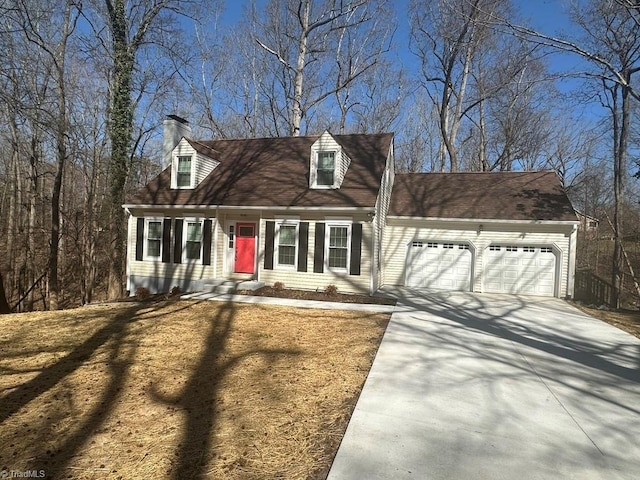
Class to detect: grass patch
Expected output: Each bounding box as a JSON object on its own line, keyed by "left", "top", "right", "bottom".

{"left": 0, "top": 300, "right": 389, "bottom": 479}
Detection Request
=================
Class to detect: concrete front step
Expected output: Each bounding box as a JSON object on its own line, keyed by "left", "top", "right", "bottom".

{"left": 203, "top": 279, "right": 265, "bottom": 294}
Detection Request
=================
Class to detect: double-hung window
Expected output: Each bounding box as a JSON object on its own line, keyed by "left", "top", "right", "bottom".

{"left": 317, "top": 151, "right": 335, "bottom": 186}
{"left": 327, "top": 224, "right": 349, "bottom": 270}
{"left": 177, "top": 156, "right": 192, "bottom": 187}
{"left": 146, "top": 220, "right": 162, "bottom": 259}
{"left": 185, "top": 220, "right": 202, "bottom": 260}
{"left": 276, "top": 221, "right": 298, "bottom": 268}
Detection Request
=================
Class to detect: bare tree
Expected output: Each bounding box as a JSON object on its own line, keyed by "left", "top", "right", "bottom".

{"left": 253, "top": 0, "right": 390, "bottom": 136}
{"left": 410, "top": 0, "right": 491, "bottom": 171}
{"left": 506, "top": 0, "right": 640, "bottom": 307}
{"left": 3, "top": 0, "right": 80, "bottom": 310}
{"left": 83, "top": 0, "right": 189, "bottom": 299}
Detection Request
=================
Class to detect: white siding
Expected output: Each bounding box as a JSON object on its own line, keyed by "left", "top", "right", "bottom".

{"left": 383, "top": 219, "right": 574, "bottom": 297}
{"left": 128, "top": 212, "right": 217, "bottom": 291}
{"left": 375, "top": 146, "right": 394, "bottom": 288}
{"left": 195, "top": 152, "right": 219, "bottom": 185}
{"left": 258, "top": 216, "right": 372, "bottom": 294}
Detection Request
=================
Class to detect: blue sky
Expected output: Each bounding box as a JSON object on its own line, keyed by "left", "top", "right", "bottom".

{"left": 212, "top": 0, "right": 604, "bottom": 137}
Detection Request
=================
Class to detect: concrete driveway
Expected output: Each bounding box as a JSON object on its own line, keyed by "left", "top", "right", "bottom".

{"left": 327, "top": 289, "right": 640, "bottom": 480}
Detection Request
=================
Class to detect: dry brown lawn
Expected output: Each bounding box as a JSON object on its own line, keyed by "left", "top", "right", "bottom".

{"left": 0, "top": 300, "right": 389, "bottom": 479}
{"left": 573, "top": 303, "right": 640, "bottom": 340}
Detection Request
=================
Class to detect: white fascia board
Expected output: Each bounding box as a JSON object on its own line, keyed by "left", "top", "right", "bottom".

{"left": 386, "top": 215, "right": 579, "bottom": 225}
{"left": 123, "top": 204, "right": 374, "bottom": 212}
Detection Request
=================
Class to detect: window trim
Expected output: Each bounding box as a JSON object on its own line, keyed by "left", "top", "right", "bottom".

{"left": 173, "top": 154, "right": 194, "bottom": 189}
{"left": 275, "top": 218, "right": 299, "bottom": 269}
{"left": 144, "top": 218, "right": 164, "bottom": 261}
{"left": 315, "top": 150, "right": 336, "bottom": 188}
{"left": 183, "top": 217, "right": 204, "bottom": 263}
{"left": 325, "top": 220, "right": 352, "bottom": 272}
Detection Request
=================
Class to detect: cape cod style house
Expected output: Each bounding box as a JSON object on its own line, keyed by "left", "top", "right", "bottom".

{"left": 124, "top": 116, "right": 579, "bottom": 298}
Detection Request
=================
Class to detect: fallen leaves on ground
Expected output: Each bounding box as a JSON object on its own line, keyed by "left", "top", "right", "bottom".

{"left": 0, "top": 300, "right": 389, "bottom": 479}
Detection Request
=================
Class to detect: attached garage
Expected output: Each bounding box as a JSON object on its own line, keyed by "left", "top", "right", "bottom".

{"left": 383, "top": 171, "right": 579, "bottom": 298}
{"left": 406, "top": 241, "right": 472, "bottom": 291}
{"left": 483, "top": 245, "right": 556, "bottom": 296}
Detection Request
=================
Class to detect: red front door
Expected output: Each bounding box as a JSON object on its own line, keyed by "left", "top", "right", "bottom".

{"left": 234, "top": 223, "right": 256, "bottom": 274}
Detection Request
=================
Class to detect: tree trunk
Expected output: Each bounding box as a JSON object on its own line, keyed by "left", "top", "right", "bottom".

{"left": 48, "top": 150, "right": 63, "bottom": 311}
{"left": 291, "top": 0, "right": 310, "bottom": 136}
{"left": 0, "top": 270, "right": 10, "bottom": 314}
{"left": 611, "top": 79, "right": 630, "bottom": 309}
{"left": 107, "top": 1, "right": 136, "bottom": 300}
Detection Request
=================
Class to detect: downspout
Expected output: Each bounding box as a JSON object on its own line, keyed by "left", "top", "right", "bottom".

{"left": 567, "top": 224, "right": 578, "bottom": 298}
{"left": 213, "top": 206, "right": 219, "bottom": 279}
{"left": 369, "top": 210, "right": 376, "bottom": 296}
{"left": 124, "top": 207, "right": 132, "bottom": 295}
{"left": 257, "top": 210, "right": 263, "bottom": 282}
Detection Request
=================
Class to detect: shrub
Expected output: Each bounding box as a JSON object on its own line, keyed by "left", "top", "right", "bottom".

{"left": 273, "top": 282, "right": 285, "bottom": 290}
{"left": 135, "top": 287, "right": 150, "bottom": 300}
{"left": 324, "top": 284, "right": 338, "bottom": 296}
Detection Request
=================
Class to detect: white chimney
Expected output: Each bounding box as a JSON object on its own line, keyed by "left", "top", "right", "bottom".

{"left": 163, "top": 115, "right": 191, "bottom": 168}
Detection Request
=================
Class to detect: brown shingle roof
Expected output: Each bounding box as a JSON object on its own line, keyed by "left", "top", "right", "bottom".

{"left": 389, "top": 171, "right": 577, "bottom": 221}
{"left": 128, "top": 133, "right": 392, "bottom": 208}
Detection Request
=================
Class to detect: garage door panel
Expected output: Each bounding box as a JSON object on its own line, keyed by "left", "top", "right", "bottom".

{"left": 406, "top": 241, "right": 472, "bottom": 291}
{"left": 484, "top": 246, "right": 556, "bottom": 297}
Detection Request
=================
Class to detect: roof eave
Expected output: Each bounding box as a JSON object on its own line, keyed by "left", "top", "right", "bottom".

{"left": 386, "top": 215, "right": 579, "bottom": 225}
{"left": 123, "top": 204, "right": 375, "bottom": 212}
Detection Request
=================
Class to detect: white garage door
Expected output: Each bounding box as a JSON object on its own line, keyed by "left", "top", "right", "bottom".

{"left": 406, "top": 241, "right": 472, "bottom": 291}
{"left": 484, "top": 245, "right": 556, "bottom": 296}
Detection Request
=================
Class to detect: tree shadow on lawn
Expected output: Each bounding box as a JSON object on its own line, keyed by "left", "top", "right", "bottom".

{"left": 150, "top": 300, "right": 300, "bottom": 480}
{"left": 1, "top": 299, "right": 299, "bottom": 479}
{"left": 0, "top": 300, "right": 193, "bottom": 477}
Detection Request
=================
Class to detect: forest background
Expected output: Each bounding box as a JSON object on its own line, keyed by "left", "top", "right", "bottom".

{"left": 1, "top": 0, "right": 639, "bottom": 312}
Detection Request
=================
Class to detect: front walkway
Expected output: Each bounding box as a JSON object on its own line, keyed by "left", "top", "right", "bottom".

{"left": 327, "top": 288, "right": 640, "bottom": 480}
{"left": 181, "top": 291, "right": 396, "bottom": 313}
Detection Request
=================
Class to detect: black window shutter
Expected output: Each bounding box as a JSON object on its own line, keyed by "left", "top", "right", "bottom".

{"left": 173, "top": 219, "right": 183, "bottom": 264}
{"left": 298, "top": 222, "right": 309, "bottom": 272}
{"left": 162, "top": 219, "right": 172, "bottom": 263}
{"left": 135, "top": 218, "right": 144, "bottom": 261}
{"left": 264, "top": 221, "right": 275, "bottom": 270}
{"left": 314, "top": 222, "right": 325, "bottom": 273}
{"left": 203, "top": 219, "right": 213, "bottom": 265}
{"left": 350, "top": 223, "right": 363, "bottom": 276}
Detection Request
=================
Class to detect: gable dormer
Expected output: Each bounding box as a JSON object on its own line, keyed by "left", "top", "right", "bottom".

{"left": 309, "top": 131, "right": 351, "bottom": 189}
{"left": 170, "top": 138, "right": 220, "bottom": 189}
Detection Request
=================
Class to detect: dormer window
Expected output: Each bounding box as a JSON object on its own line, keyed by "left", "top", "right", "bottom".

{"left": 309, "top": 131, "right": 350, "bottom": 189}
{"left": 317, "top": 151, "right": 335, "bottom": 186}
{"left": 176, "top": 156, "right": 192, "bottom": 187}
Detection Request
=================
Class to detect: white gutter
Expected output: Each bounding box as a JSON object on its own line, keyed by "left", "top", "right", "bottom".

{"left": 123, "top": 204, "right": 375, "bottom": 213}
{"left": 386, "top": 215, "right": 579, "bottom": 225}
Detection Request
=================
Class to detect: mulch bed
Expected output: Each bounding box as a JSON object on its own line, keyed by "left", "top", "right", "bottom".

{"left": 238, "top": 286, "right": 397, "bottom": 305}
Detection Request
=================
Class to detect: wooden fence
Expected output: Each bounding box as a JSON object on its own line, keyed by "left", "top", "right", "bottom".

{"left": 574, "top": 270, "right": 614, "bottom": 307}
